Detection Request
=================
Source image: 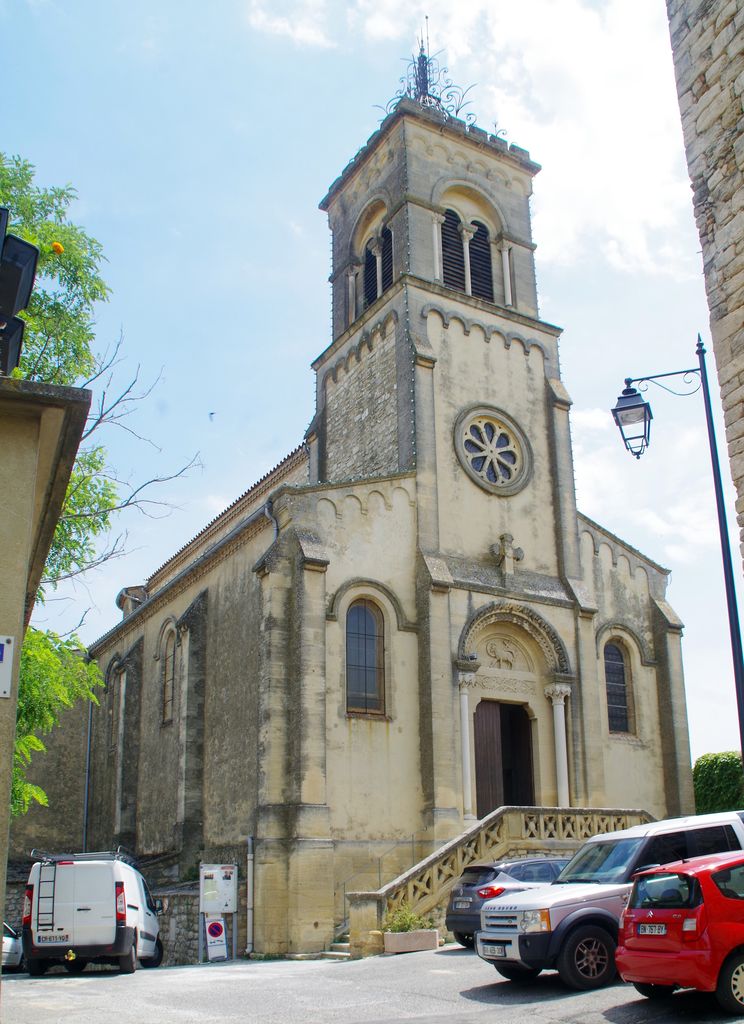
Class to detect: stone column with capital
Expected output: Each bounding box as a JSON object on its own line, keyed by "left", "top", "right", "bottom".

{"left": 432, "top": 212, "right": 445, "bottom": 282}
{"left": 456, "top": 659, "right": 480, "bottom": 821}
{"left": 459, "top": 224, "right": 475, "bottom": 296}
{"left": 544, "top": 683, "right": 572, "bottom": 807}
{"left": 499, "top": 242, "right": 513, "bottom": 307}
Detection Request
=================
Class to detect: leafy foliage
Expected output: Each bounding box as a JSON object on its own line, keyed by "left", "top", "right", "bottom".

{"left": 0, "top": 153, "right": 108, "bottom": 385}
{"left": 382, "top": 902, "right": 434, "bottom": 933}
{"left": 12, "top": 629, "right": 102, "bottom": 816}
{"left": 693, "top": 751, "right": 744, "bottom": 814}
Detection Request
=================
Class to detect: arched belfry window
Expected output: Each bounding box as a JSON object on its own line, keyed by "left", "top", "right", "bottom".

{"left": 442, "top": 209, "right": 465, "bottom": 292}
{"left": 162, "top": 631, "right": 176, "bottom": 724}
{"left": 604, "top": 642, "right": 630, "bottom": 733}
{"left": 346, "top": 599, "right": 385, "bottom": 714}
{"left": 362, "top": 227, "right": 393, "bottom": 310}
{"left": 469, "top": 221, "right": 494, "bottom": 301}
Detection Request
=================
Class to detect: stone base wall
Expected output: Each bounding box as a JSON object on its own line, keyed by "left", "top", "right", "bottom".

{"left": 666, "top": 0, "right": 744, "bottom": 560}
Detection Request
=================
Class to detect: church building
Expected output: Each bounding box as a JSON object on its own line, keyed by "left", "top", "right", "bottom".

{"left": 45, "top": 57, "right": 693, "bottom": 954}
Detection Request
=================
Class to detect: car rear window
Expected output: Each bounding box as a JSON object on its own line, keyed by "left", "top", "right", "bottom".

{"left": 509, "top": 862, "right": 556, "bottom": 883}
{"left": 458, "top": 867, "right": 497, "bottom": 886}
{"left": 712, "top": 862, "right": 744, "bottom": 900}
{"left": 630, "top": 872, "right": 702, "bottom": 910}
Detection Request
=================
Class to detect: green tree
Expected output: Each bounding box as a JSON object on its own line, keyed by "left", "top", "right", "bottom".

{"left": 2, "top": 153, "right": 194, "bottom": 813}
{"left": 693, "top": 751, "right": 744, "bottom": 814}
{"left": 13, "top": 629, "right": 102, "bottom": 816}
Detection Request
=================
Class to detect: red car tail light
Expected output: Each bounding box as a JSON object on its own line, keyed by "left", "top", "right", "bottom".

{"left": 477, "top": 885, "right": 506, "bottom": 899}
{"left": 22, "top": 885, "right": 33, "bottom": 927}
{"left": 115, "top": 881, "right": 126, "bottom": 924}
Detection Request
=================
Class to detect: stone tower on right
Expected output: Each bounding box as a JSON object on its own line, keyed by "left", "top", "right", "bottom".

{"left": 666, "top": 1, "right": 744, "bottom": 563}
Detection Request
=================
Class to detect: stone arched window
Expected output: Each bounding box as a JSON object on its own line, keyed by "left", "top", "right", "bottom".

{"left": 442, "top": 209, "right": 466, "bottom": 291}
{"left": 162, "top": 630, "right": 176, "bottom": 724}
{"left": 604, "top": 642, "right": 631, "bottom": 733}
{"left": 469, "top": 221, "right": 494, "bottom": 301}
{"left": 363, "top": 227, "right": 393, "bottom": 310}
{"left": 346, "top": 599, "right": 385, "bottom": 715}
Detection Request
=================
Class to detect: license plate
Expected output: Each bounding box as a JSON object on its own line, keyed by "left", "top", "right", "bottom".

{"left": 638, "top": 923, "right": 666, "bottom": 935}
{"left": 37, "top": 933, "right": 70, "bottom": 944}
{"left": 454, "top": 901, "right": 470, "bottom": 909}
{"left": 482, "top": 943, "right": 506, "bottom": 957}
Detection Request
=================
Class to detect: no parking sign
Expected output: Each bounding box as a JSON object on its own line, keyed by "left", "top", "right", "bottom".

{"left": 205, "top": 915, "right": 228, "bottom": 961}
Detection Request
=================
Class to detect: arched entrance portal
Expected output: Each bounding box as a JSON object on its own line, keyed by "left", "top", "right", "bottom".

{"left": 474, "top": 700, "right": 534, "bottom": 817}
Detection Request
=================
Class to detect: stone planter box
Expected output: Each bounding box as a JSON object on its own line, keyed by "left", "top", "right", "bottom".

{"left": 383, "top": 929, "right": 439, "bottom": 954}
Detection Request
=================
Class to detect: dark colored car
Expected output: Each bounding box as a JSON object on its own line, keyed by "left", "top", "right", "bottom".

{"left": 446, "top": 857, "right": 569, "bottom": 947}
{"left": 616, "top": 850, "right": 744, "bottom": 1014}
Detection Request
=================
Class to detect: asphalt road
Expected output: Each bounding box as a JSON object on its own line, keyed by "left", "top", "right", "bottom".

{"left": 0, "top": 944, "right": 733, "bottom": 1024}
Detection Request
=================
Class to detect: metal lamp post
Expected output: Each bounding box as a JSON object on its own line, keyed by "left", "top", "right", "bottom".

{"left": 611, "top": 335, "right": 744, "bottom": 757}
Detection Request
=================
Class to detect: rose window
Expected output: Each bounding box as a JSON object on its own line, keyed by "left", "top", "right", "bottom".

{"left": 454, "top": 406, "right": 532, "bottom": 495}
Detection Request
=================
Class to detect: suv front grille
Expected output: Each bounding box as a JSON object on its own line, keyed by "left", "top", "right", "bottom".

{"left": 483, "top": 910, "right": 519, "bottom": 931}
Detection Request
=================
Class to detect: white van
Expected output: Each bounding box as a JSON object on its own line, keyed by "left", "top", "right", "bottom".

{"left": 22, "top": 849, "right": 162, "bottom": 975}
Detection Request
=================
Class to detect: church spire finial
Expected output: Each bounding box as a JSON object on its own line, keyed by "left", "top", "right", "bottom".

{"left": 383, "top": 21, "right": 477, "bottom": 126}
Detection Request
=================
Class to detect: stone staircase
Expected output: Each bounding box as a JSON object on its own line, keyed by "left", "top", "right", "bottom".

{"left": 345, "top": 805, "right": 652, "bottom": 957}
{"left": 320, "top": 939, "right": 351, "bottom": 961}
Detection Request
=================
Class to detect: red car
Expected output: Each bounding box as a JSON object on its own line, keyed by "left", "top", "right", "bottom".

{"left": 616, "top": 850, "right": 744, "bottom": 1014}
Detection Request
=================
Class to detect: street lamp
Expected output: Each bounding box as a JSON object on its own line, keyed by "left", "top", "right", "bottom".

{"left": 0, "top": 206, "right": 39, "bottom": 375}
{"left": 611, "top": 335, "right": 744, "bottom": 757}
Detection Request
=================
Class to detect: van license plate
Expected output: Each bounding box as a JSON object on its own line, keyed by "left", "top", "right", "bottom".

{"left": 454, "top": 901, "right": 470, "bottom": 909}
{"left": 638, "top": 924, "right": 666, "bottom": 935}
{"left": 37, "top": 934, "right": 70, "bottom": 943}
{"left": 482, "top": 943, "right": 506, "bottom": 957}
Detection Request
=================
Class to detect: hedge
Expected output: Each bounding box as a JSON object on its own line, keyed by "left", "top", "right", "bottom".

{"left": 693, "top": 751, "right": 744, "bottom": 814}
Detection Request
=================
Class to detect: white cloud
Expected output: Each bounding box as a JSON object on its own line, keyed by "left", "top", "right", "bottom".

{"left": 244, "top": 0, "right": 694, "bottom": 276}
{"left": 245, "top": 0, "right": 335, "bottom": 48}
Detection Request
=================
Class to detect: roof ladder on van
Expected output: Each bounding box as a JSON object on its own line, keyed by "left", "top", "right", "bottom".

{"left": 36, "top": 861, "right": 57, "bottom": 931}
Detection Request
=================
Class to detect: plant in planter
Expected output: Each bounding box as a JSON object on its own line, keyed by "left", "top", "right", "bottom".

{"left": 382, "top": 903, "right": 439, "bottom": 953}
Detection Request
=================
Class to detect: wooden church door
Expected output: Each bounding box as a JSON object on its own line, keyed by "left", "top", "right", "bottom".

{"left": 474, "top": 700, "right": 534, "bottom": 817}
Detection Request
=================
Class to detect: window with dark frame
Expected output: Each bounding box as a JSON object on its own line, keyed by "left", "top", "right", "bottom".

{"left": 604, "top": 642, "right": 630, "bottom": 732}
{"left": 162, "top": 631, "right": 175, "bottom": 724}
{"left": 346, "top": 599, "right": 385, "bottom": 715}
{"left": 469, "top": 220, "right": 494, "bottom": 301}
{"left": 442, "top": 209, "right": 465, "bottom": 291}
{"left": 362, "top": 226, "right": 393, "bottom": 311}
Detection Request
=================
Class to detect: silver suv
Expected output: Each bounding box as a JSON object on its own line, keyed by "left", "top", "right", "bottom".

{"left": 476, "top": 812, "right": 744, "bottom": 990}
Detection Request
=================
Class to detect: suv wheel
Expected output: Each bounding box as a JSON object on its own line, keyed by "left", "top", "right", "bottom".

{"left": 716, "top": 952, "right": 744, "bottom": 1014}
{"left": 556, "top": 925, "right": 616, "bottom": 990}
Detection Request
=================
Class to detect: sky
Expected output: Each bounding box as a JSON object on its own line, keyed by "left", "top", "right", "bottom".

{"left": 2, "top": 0, "right": 738, "bottom": 761}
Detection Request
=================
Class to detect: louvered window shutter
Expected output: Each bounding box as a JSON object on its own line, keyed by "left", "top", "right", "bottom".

{"left": 363, "top": 243, "right": 377, "bottom": 308}
{"left": 442, "top": 209, "right": 466, "bottom": 292}
{"left": 381, "top": 227, "right": 393, "bottom": 292}
{"left": 470, "top": 221, "right": 494, "bottom": 302}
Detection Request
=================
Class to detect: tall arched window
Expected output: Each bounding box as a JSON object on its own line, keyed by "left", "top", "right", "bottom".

{"left": 442, "top": 209, "right": 465, "bottom": 291}
{"left": 346, "top": 599, "right": 385, "bottom": 714}
{"left": 362, "top": 227, "right": 393, "bottom": 310}
{"left": 469, "top": 221, "right": 494, "bottom": 301}
{"left": 604, "top": 642, "right": 629, "bottom": 733}
{"left": 162, "top": 631, "right": 176, "bottom": 724}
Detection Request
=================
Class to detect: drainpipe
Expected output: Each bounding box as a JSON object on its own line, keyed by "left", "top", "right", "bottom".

{"left": 82, "top": 696, "right": 93, "bottom": 851}
{"left": 245, "top": 836, "right": 254, "bottom": 954}
{"left": 264, "top": 499, "right": 278, "bottom": 541}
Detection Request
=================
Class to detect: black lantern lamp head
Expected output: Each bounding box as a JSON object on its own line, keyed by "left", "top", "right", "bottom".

{"left": 612, "top": 380, "right": 652, "bottom": 458}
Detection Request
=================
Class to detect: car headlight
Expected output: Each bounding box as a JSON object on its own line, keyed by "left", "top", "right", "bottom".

{"left": 520, "top": 909, "right": 551, "bottom": 933}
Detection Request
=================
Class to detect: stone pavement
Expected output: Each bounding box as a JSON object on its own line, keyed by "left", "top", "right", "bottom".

{"left": 0, "top": 943, "right": 729, "bottom": 1024}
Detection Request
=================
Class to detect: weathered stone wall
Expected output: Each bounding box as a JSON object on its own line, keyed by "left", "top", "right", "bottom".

{"left": 322, "top": 310, "right": 402, "bottom": 482}
{"left": 9, "top": 697, "right": 90, "bottom": 860}
{"left": 666, "top": 0, "right": 744, "bottom": 560}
